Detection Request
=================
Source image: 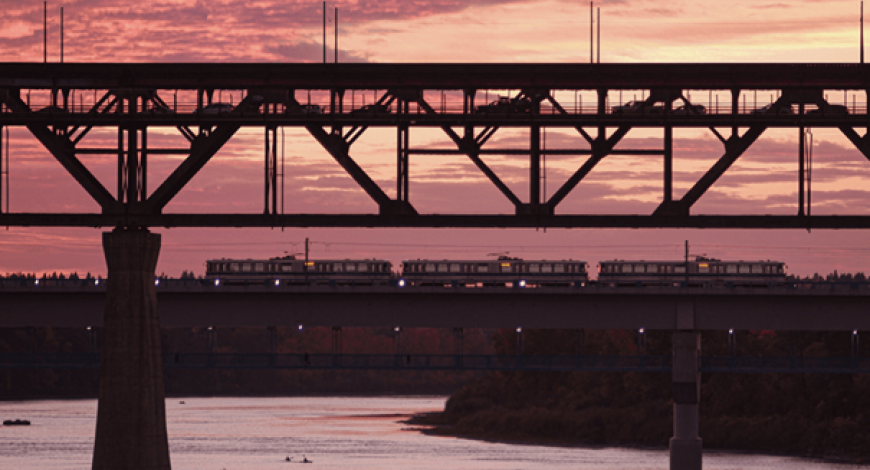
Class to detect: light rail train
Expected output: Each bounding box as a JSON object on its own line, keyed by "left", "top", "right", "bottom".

{"left": 205, "top": 255, "right": 786, "bottom": 287}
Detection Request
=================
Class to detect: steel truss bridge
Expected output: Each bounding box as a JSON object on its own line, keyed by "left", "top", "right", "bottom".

{"left": 2, "top": 63, "right": 870, "bottom": 228}
{"left": 3, "top": 352, "right": 870, "bottom": 375}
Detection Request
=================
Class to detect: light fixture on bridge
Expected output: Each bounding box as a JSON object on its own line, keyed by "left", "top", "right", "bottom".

{"left": 729, "top": 328, "right": 734, "bottom": 335}
{"left": 854, "top": 329, "right": 859, "bottom": 336}
{"left": 297, "top": 324, "right": 304, "bottom": 331}
{"left": 34, "top": 279, "right": 40, "bottom": 286}
{"left": 214, "top": 278, "right": 221, "bottom": 287}
{"left": 638, "top": 328, "right": 645, "bottom": 334}
{"left": 518, "top": 279, "right": 527, "bottom": 288}
{"left": 154, "top": 278, "right": 160, "bottom": 286}
{"left": 394, "top": 326, "right": 402, "bottom": 333}
{"left": 94, "top": 279, "right": 100, "bottom": 286}
{"left": 207, "top": 326, "right": 213, "bottom": 331}
{"left": 398, "top": 278, "right": 406, "bottom": 287}
{"left": 274, "top": 279, "right": 280, "bottom": 287}
{"left": 86, "top": 326, "right": 91, "bottom": 331}
{"left": 516, "top": 327, "right": 522, "bottom": 333}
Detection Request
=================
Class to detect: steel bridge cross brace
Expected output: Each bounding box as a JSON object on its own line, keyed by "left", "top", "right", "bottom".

{"left": 416, "top": 98, "right": 523, "bottom": 210}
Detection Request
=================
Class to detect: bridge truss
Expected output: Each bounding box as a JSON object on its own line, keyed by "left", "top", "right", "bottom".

{"left": 1, "top": 63, "right": 870, "bottom": 228}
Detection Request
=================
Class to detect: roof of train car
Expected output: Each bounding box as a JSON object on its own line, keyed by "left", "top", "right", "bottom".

{"left": 400, "top": 259, "right": 586, "bottom": 263}
{"left": 206, "top": 258, "right": 391, "bottom": 263}
{"left": 600, "top": 259, "right": 784, "bottom": 264}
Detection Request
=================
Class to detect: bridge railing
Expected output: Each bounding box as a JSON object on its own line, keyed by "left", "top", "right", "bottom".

{"left": 5, "top": 352, "right": 870, "bottom": 373}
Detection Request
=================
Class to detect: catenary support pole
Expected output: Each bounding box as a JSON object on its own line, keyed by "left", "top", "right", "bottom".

{"left": 92, "top": 229, "right": 170, "bottom": 470}
{"left": 670, "top": 331, "right": 702, "bottom": 470}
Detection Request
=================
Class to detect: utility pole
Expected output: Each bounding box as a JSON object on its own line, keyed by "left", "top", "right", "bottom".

{"left": 60, "top": 7, "right": 63, "bottom": 63}
{"left": 322, "top": 1, "right": 326, "bottom": 64}
{"left": 43, "top": 2, "right": 47, "bottom": 64}
{"left": 862, "top": 1, "right": 865, "bottom": 64}
{"left": 334, "top": 7, "right": 338, "bottom": 63}
{"left": 596, "top": 7, "right": 600, "bottom": 63}
{"left": 684, "top": 240, "right": 690, "bottom": 286}
{"left": 589, "top": 2, "right": 594, "bottom": 64}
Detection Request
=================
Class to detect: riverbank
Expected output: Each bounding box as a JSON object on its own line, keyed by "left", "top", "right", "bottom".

{"left": 415, "top": 328, "right": 870, "bottom": 465}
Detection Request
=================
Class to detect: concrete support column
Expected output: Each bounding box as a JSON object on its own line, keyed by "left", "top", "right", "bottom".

{"left": 92, "top": 229, "right": 170, "bottom": 470}
{"left": 670, "top": 331, "right": 702, "bottom": 470}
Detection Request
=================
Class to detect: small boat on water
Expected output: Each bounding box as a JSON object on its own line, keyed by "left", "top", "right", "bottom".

{"left": 3, "top": 419, "right": 30, "bottom": 426}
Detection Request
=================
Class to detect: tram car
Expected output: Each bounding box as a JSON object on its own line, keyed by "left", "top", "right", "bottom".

{"left": 598, "top": 257, "right": 786, "bottom": 287}
{"left": 400, "top": 257, "right": 588, "bottom": 287}
{"left": 205, "top": 256, "right": 393, "bottom": 285}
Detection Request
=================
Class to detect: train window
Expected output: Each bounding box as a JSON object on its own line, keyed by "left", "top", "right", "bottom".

{"left": 739, "top": 265, "right": 750, "bottom": 273}
{"left": 334, "top": 263, "right": 344, "bottom": 272}
{"left": 436, "top": 264, "right": 447, "bottom": 273}
{"left": 698, "top": 263, "right": 710, "bottom": 273}
{"left": 726, "top": 265, "right": 737, "bottom": 274}
{"left": 542, "top": 264, "right": 553, "bottom": 273}
{"left": 500, "top": 264, "right": 511, "bottom": 273}
{"left": 634, "top": 264, "right": 644, "bottom": 273}
{"left": 554, "top": 264, "right": 565, "bottom": 273}
{"left": 346, "top": 264, "right": 357, "bottom": 272}
{"left": 450, "top": 263, "right": 460, "bottom": 273}
{"left": 529, "top": 264, "right": 540, "bottom": 273}
{"left": 385, "top": 263, "right": 391, "bottom": 272}
{"left": 621, "top": 264, "right": 631, "bottom": 273}
{"left": 647, "top": 264, "right": 656, "bottom": 273}
{"left": 674, "top": 265, "right": 686, "bottom": 273}
{"left": 281, "top": 264, "right": 293, "bottom": 272}
{"left": 254, "top": 263, "right": 264, "bottom": 272}
{"left": 777, "top": 265, "right": 784, "bottom": 273}
{"left": 426, "top": 263, "right": 436, "bottom": 272}
{"left": 358, "top": 264, "right": 368, "bottom": 272}
{"left": 751, "top": 265, "right": 762, "bottom": 274}
{"left": 478, "top": 264, "right": 489, "bottom": 273}
{"left": 230, "top": 263, "right": 240, "bottom": 272}
{"left": 241, "top": 263, "right": 251, "bottom": 272}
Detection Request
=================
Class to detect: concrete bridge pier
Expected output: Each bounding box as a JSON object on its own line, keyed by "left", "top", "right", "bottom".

{"left": 92, "top": 229, "right": 171, "bottom": 470}
{"left": 670, "top": 331, "right": 702, "bottom": 470}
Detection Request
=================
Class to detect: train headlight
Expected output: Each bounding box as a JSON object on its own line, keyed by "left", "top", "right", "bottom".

{"left": 274, "top": 279, "right": 280, "bottom": 286}
{"left": 398, "top": 278, "right": 406, "bottom": 288}
{"left": 518, "top": 279, "right": 527, "bottom": 288}
{"left": 214, "top": 278, "right": 221, "bottom": 287}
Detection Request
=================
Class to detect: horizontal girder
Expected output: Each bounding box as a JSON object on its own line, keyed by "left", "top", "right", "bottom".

{"left": 3, "top": 63, "right": 870, "bottom": 89}
{"left": 0, "top": 213, "right": 864, "bottom": 228}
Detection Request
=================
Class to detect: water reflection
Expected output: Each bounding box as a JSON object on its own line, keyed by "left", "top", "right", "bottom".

{"left": 0, "top": 397, "right": 865, "bottom": 469}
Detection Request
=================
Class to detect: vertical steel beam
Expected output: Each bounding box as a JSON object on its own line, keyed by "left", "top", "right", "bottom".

{"left": 117, "top": 124, "right": 124, "bottom": 203}
{"left": 530, "top": 125, "right": 541, "bottom": 208}
{"left": 799, "top": 119, "right": 805, "bottom": 216}
{"left": 272, "top": 127, "right": 278, "bottom": 215}
{"left": 264, "top": 127, "right": 270, "bottom": 214}
{"left": 126, "top": 98, "right": 139, "bottom": 205}
{"left": 141, "top": 127, "right": 147, "bottom": 201}
{"left": 664, "top": 125, "right": 673, "bottom": 203}
{"left": 0, "top": 125, "right": 3, "bottom": 214}
{"left": 731, "top": 89, "right": 739, "bottom": 137}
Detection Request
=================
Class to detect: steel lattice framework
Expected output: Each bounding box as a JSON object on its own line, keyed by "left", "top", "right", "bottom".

{"left": 2, "top": 62, "right": 870, "bottom": 228}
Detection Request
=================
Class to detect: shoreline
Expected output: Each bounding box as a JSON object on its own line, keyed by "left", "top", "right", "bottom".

{"left": 404, "top": 412, "right": 870, "bottom": 466}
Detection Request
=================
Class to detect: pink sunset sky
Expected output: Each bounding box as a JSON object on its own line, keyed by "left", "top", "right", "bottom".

{"left": 1, "top": 0, "right": 870, "bottom": 278}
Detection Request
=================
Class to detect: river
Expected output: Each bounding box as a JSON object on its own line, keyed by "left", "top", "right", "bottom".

{"left": 0, "top": 396, "right": 865, "bottom": 469}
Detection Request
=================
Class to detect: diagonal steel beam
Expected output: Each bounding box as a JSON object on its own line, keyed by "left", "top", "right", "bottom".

{"left": 306, "top": 124, "right": 393, "bottom": 208}
{"left": 547, "top": 126, "right": 631, "bottom": 209}
{"left": 3, "top": 93, "right": 117, "bottom": 211}
{"left": 144, "top": 97, "right": 259, "bottom": 212}
{"left": 839, "top": 127, "right": 870, "bottom": 161}
{"left": 654, "top": 126, "right": 766, "bottom": 216}
{"left": 417, "top": 99, "right": 521, "bottom": 207}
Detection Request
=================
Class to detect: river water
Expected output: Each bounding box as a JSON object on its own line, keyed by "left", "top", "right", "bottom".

{"left": 0, "top": 396, "right": 865, "bottom": 470}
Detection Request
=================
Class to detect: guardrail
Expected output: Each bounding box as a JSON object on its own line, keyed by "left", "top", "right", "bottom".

{"left": 3, "top": 353, "right": 870, "bottom": 374}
